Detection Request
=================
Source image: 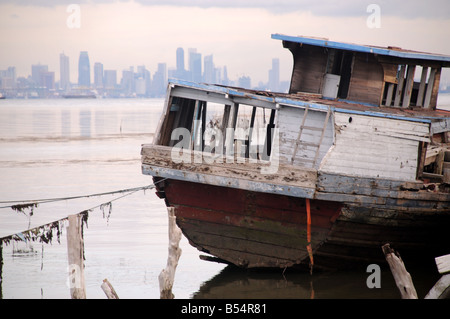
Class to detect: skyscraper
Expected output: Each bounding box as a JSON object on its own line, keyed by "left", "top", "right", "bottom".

{"left": 60, "top": 53, "right": 70, "bottom": 92}
{"left": 203, "top": 54, "right": 215, "bottom": 84}
{"left": 268, "top": 58, "right": 280, "bottom": 92}
{"left": 189, "top": 49, "right": 202, "bottom": 83}
{"left": 103, "top": 70, "right": 117, "bottom": 89}
{"left": 152, "top": 63, "right": 167, "bottom": 97}
{"left": 94, "top": 62, "right": 103, "bottom": 88}
{"left": 78, "top": 51, "right": 91, "bottom": 88}
{"left": 174, "top": 47, "right": 189, "bottom": 81}
{"left": 222, "top": 66, "right": 229, "bottom": 86}
{"left": 176, "top": 47, "right": 185, "bottom": 73}
{"left": 31, "top": 64, "right": 48, "bottom": 87}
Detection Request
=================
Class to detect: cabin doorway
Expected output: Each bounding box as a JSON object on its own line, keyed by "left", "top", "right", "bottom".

{"left": 324, "top": 50, "right": 353, "bottom": 99}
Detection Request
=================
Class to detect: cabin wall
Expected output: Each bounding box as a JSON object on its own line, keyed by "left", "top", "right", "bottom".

{"left": 346, "top": 53, "right": 384, "bottom": 105}
{"left": 289, "top": 45, "right": 328, "bottom": 94}
{"left": 276, "top": 106, "right": 334, "bottom": 168}
{"left": 319, "top": 113, "right": 430, "bottom": 181}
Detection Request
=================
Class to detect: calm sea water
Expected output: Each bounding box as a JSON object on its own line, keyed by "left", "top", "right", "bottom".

{"left": 0, "top": 95, "right": 448, "bottom": 299}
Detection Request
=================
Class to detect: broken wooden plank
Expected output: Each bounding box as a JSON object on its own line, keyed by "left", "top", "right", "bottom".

{"left": 394, "top": 65, "right": 406, "bottom": 107}
{"left": 385, "top": 83, "right": 395, "bottom": 106}
{"left": 416, "top": 67, "right": 428, "bottom": 107}
{"left": 402, "top": 65, "right": 416, "bottom": 108}
{"left": 423, "top": 68, "right": 437, "bottom": 109}
{"left": 382, "top": 243, "right": 418, "bottom": 299}
{"left": 435, "top": 254, "right": 450, "bottom": 275}
{"left": 141, "top": 144, "right": 318, "bottom": 190}
{"left": 428, "top": 67, "right": 442, "bottom": 109}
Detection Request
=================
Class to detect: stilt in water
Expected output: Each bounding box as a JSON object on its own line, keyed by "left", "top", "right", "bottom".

{"left": 159, "top": 207, "right": 182, "bottom": 299}
{"left": 67, "top": 214, "right": 86, "bottom": 299}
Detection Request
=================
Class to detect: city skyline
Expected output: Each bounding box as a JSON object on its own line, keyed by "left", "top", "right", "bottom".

{"left": 1, "top": 1, "right": 450, "bottom": 97}
{"left": 2, "top": 1, "right": 450, "bottom": 89}
{"left": 0, "top": 47, "right": 287, "bottom": 98}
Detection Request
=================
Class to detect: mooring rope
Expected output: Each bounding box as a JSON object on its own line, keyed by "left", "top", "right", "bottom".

{"left": 0, "top": 179, "right": 167, "bottom": 243}
{"left": 0, "top": 184, "right": 157, "bottom": 209}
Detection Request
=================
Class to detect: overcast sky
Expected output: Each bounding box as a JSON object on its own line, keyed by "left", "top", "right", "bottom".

{"left": 1, "top": 0, "right": 449, "bottom": 84}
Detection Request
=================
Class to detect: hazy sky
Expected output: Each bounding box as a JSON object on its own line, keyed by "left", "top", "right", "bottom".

{"left": 1, "top": 0, "right": 449, "bottom": 84}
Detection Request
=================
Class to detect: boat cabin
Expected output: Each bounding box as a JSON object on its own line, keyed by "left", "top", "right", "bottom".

{"left": 273, "top": 34, "right": 450, "bottom": 109}
{"left": 143, "top": 35, "right": 450, "bottom": 199}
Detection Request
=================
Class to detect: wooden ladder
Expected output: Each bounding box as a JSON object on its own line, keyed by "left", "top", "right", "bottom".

{"left": 291, "top": 105, "right": 332, "bottom": 167}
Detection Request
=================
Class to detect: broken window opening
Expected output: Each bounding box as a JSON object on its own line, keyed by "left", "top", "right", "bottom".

{"left": 161, "top": 95, "right": 277, "bottom": 162}
{"left": 381, "top": 64, "right": 441, "bottom": 109}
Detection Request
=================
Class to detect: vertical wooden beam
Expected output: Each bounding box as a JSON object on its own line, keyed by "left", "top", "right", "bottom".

{"left": 385, "top": 83, "right": 395, "bottom": 106}
{"left": 416, "top": 141, "right": 428, "bottom": 179}
{"left": 394, "top": 65, "right": 406, "bottom": 107}
{"left": 154, "top": 86, "right": 174, "bottom": 145}
{"left": 424, "top": 68, "right": 437, "bottom": 109}
{"left": 67, "top": 214, "right": 86, "bottom": 299}
{"left": 190, "top": 100, "right": 201, "bottom": 150}
{"left": 225, "top": 103, "right": 239, "bottom": 157}
{"left": 402, "top": 65, "right": 416, "bottom": 108}
{"left": 221, "top": 104, "right": 231, "bottom": 154}
{"left": 157, "top": 96, "right": 175, "bottom": 146}
{"left": 201, "top": 101, "right": 207, "bottom": 151}
{"left": 416, "top": 67, "right": 428, "bottom": 107}
{"left": 429, "top": 67, "right": 442, "bottom": 110}
{"left": 246, "top": 107, "right": 257, "bottom": 158}
{"left": 221, "top": 104, "right": 231, "bottom": 132}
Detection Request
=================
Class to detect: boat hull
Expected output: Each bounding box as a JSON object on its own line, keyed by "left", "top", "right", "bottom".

{"left": 155, "top": 178, "right": 342, "bottom": 268}
{"left": 154, "top": 177, "right": 450, "bottom": 269}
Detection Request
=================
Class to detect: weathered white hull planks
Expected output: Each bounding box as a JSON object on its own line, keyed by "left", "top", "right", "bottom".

{"left": 319, "top": 113, "right": 430, "bottom": 181}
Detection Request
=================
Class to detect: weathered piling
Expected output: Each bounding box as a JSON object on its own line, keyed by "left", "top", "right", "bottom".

{"left": 382, "top": 243, "right": 418, "bottom": 299}
{"left": 101, "top": 278, "right": 119, "bottom": 299}
{"left": 0, "top": 242, "right": 3, "bottom": 299}
{"left": 159, "top": 207, "right": 182, "bottom": 299}
{"left": 67, "top": 214, "right": 86, "bottom": 299}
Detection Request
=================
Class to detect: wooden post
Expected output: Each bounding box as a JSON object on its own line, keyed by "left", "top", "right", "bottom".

{"left": 393, "top": 65, "right": 406, "bottom": 107}
{"left": 385, "top": 83, "right": 394, "bottom": 107}
{"left": 423, "top": 68, "right": 437, "bottom": 109}
{"left": 159, "top": 207, "right": 182, "bottom": 299}
{"left": 67, "top": 214, "right": 86, "bottom": 299}
{"left": 416, "top": 67, "right": 428, "bottom": 107}
{"left": 101, "top": 278, "right": 119, "bottom": 299}
{"left": 0, "top": 242, "right": 3, "bottom": 299}
{"left": 382, "top": 243, "right": 418, "bottom": 299}
{"left": 402, "top": 65, "right": 416, "bottom": 108}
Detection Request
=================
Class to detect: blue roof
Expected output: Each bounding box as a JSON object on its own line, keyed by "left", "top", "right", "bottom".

{"left": 272, "top": 34, "right": 450, "bottom": 64}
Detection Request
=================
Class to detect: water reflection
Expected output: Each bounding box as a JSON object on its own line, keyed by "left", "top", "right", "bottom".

{"left": 61, "top": 110, "right": 71, "bottom": 137}
{"left": 79, "top": 110, "right": 91, "bottom": 137}
{"left": 193, "top": 264, "right": 440, "bottom": 299}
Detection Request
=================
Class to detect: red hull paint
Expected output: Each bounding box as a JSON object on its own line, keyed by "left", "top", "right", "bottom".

{"left": 157, "top": 178, "right": 343, "bottom": 268}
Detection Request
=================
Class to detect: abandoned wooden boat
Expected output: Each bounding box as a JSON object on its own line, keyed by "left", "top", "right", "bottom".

{"left": 141, "top": 34, "right": 450, "bottom": 269}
